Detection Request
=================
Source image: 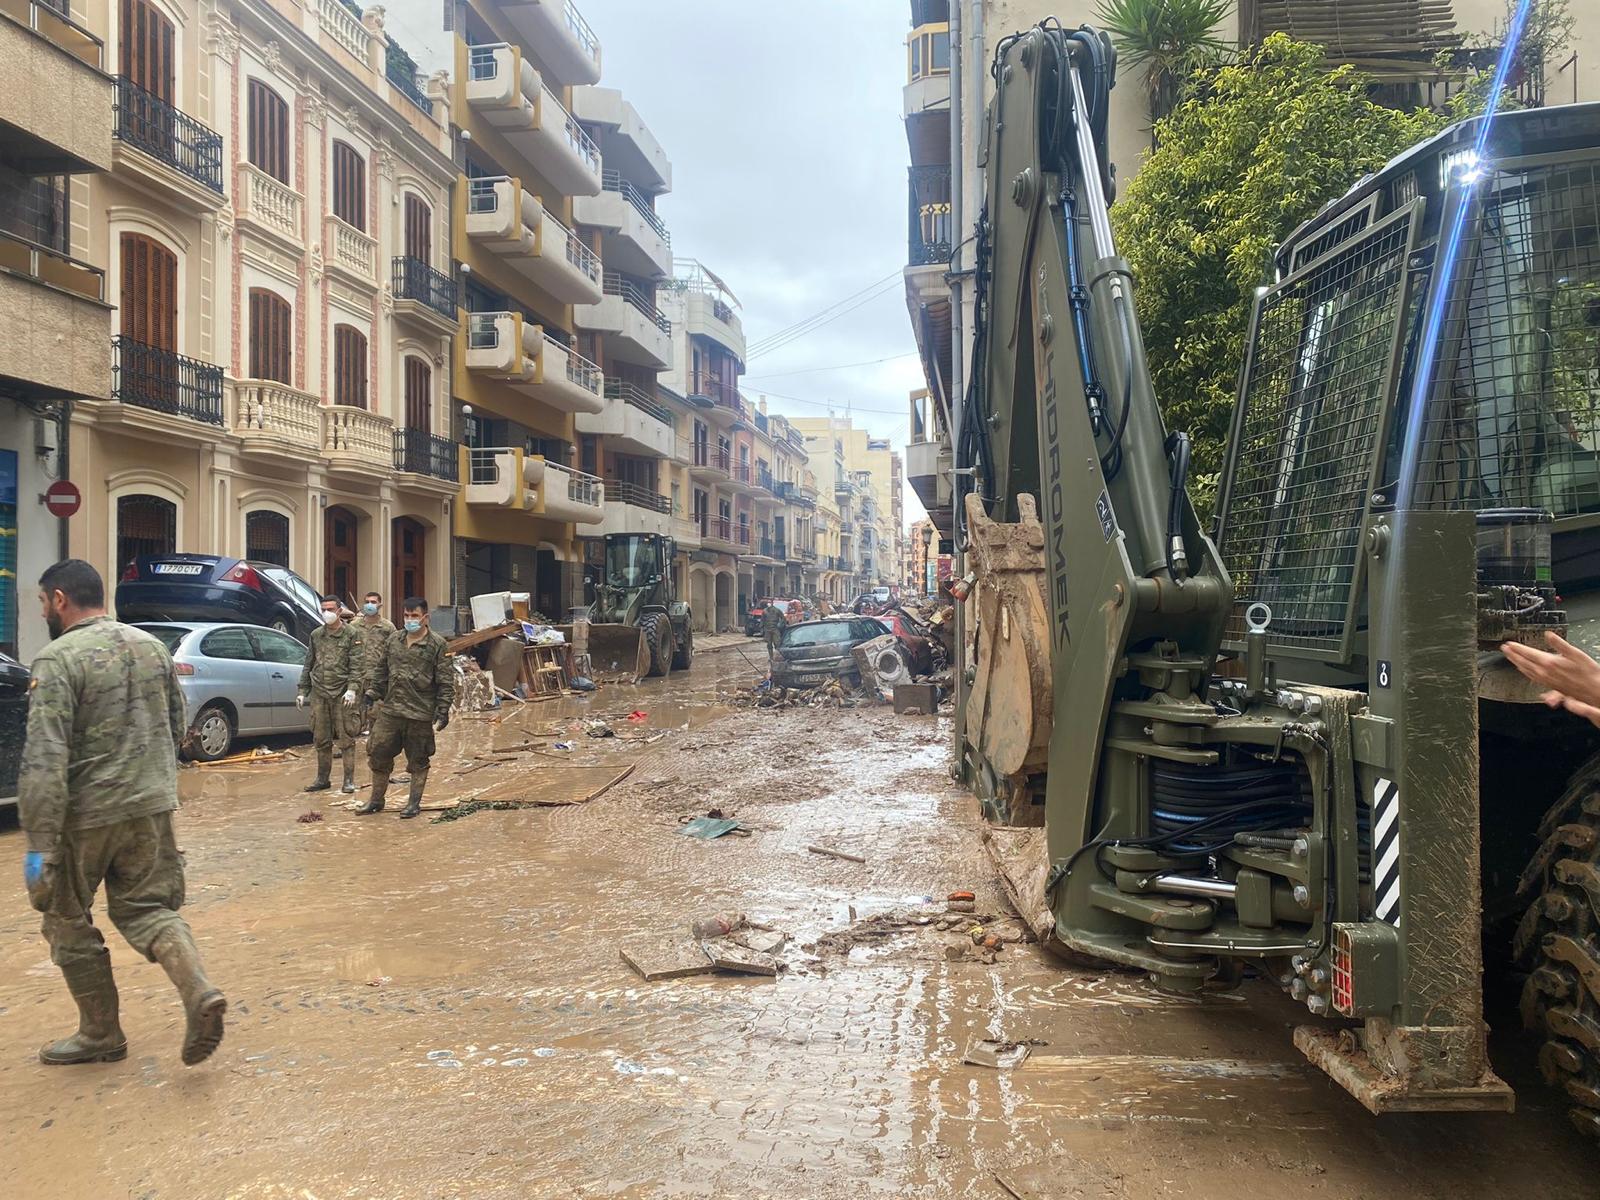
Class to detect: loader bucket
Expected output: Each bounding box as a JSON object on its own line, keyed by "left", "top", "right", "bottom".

{"left": 570, "top": 623, "right": 649, "bottom": 683}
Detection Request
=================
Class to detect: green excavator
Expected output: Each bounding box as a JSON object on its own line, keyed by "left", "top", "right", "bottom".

{"left": 956, "top": 19, "right": 1600, "bottom": 1134}
{"left": 582, "top": 532, "right": 693, "bottom": 679}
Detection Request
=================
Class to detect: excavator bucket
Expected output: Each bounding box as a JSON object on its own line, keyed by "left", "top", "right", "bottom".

{"left": 579, "top": 623, "right": 649, "bottom": 683}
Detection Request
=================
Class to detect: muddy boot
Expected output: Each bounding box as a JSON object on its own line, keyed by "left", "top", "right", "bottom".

{"left": 304, "top": 744, "right": 333, "bottom": 792}
{"left": 355, "top": 770, "right": 390, "bottom": 815}
{"left": 40, "top": 957, "right": 128, "bottom": 1065}
{"left": 399, "top": 768, "right": 428, "bottom": 820}
{"left": 340, "top": 747, "right": 357, "bottom": 794}
{"left": 152, "top": 927, "right": 226, "bottom": 1066}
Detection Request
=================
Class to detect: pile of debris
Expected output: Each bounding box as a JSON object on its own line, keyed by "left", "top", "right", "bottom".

{"left": 732, "top": 676, "right": 871, "bottom": 710}
{"left": 620, "top": 912, "right": 789, "bottom": 981}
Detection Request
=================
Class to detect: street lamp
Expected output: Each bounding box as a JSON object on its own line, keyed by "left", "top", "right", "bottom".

{"left": 921, "top": 523, "right": 934, "bottom": 596}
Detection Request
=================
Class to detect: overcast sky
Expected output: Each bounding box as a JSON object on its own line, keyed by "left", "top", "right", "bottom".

{"left": 382, "top": 0, "right": 929, "bottom": 529}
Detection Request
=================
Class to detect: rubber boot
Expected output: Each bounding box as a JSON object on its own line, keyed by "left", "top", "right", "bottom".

{"left": 152, "top": 926, "right": 226, "bottom": 1066}
{"left": 355, "top": 770, "right": 390, "bottom": 815}
{"left": 40, "top": 957, "right": 128, "bottom": 1065}
{"left": 340, "top": 746, "right": 357, "bottom": 794}
{"left": 399, "top": 768, "right": 428, "bottom": 820}
{"left": 304, "top": 744, "right": 332, "bottom": 792}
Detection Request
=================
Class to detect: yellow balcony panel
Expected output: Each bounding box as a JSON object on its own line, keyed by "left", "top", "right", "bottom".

{"left": 465, "top": 43, "right": 601, "bottom": 196}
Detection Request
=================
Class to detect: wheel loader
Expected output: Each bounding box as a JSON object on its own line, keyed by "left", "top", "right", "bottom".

{"left": 582, "top": 532, "right": 692, "bottom": 679}
{"left": 956, "top": 19, "right": 1600, "bottom": 1135}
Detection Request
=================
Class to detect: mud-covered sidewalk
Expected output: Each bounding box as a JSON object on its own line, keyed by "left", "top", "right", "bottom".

{"left": 0, "top": 650, "right": 1593, "bottom": 1198}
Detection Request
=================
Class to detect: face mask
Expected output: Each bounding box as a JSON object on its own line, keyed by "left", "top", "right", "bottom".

{"left": 322, "top": 610, "right": 340, "bottom": 625}
{"left": 404, "top": 619, "right": 423, "bottom": 634}
{"left": 362, "top": 603, "right": 379, "bottom": 616}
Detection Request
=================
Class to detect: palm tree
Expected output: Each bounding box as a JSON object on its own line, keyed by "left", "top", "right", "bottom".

{"left": 1094, "top": 0, "right": 1233, "bottom": 139}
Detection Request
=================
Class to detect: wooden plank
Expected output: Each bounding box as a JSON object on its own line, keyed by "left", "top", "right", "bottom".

{"left": 620, "top": 936, "right": 718, "bottom": 982}
{"left": 445, "top": 621, "right": 522, "bottom": 654}
{"left": 807, "top": 844, "right": 867, "bottom": 864}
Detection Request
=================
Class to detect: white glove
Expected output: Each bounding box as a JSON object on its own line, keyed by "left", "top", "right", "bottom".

{"left": 295, "top": 695, "right": 306, "bottom": 710}
{"left": 342, "top": 690, "right": 357, "bottom": 706}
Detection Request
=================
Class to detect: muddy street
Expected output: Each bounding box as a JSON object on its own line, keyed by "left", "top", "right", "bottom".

{"left": 0, "top": 644, "right": 1591, "bottom": 1198}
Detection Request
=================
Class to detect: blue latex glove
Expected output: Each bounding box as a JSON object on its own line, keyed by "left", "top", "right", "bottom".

{"left": 23, "top": 851, "right": 44, "bottom": 889}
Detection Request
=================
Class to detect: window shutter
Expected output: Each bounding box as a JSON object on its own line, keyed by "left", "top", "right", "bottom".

{"left": 249, "top": 289, "right": 291, "bottom": 382}
{"left": 334, "top": 325, "right": 368, "bottom": 409}
{"left": 404, "top": 357, "right": 431, "bottom": 430}
{"left": 332, "top": 142, "right": 365, "bottom": 231}
{"left": 248, "top": 82, "right": 289, "bottom": 183}
{"left": 405, "top": 195, "right": 431, "bottom": 262}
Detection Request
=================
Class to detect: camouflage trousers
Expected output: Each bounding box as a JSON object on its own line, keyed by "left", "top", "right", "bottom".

{"left": 368, "top": 712, "right": 435, "bottom": 775}
{"left": 34, "top": 812, "right": 190, "bottom": 971}
{"left": 310, "top": 694, "right": 358, "bottom": 753}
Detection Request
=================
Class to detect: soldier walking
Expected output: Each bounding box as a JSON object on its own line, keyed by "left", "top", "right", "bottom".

{"left": 762, "top": 597, "right": 786, "bottom": 657}
{"left": 358, "top": 597, "right": 455, "bottom": 820}
{"left": 298, "top": 595, "right": 360, "bottom": 794}
{"left": 352, "top": 590, "right": 396, "bottom": 737}
{"left": 19, "top": 559, "right": 226, "bottom": 1067}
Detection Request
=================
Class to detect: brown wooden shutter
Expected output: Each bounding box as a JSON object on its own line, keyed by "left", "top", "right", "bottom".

{"left": 120, "top": 233, "right": 177, "bottom": 351}
{"left": 248, "top": 288, "right": 291, "bottom": 382}
{"left": 121, "top": 0, "right": 174, "bottom": 99}
{"left": 333, "top": 325, "right": 368, "bottom": 409}
{"left": 247, "top": 81, "right": 289, "bottom": 183}
{"left": 404, "top": 194, "right": 431, "bottom": 262}
{"left": 332, "top": 141, "right": 365, "bottom": 231}
{"left": 404, "top": 357, "right": 431, "bottom": 430}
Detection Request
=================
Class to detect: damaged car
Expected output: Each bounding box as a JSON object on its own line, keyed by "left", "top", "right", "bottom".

{"left": 769, "top": 616, "right": 891, "bottom": 689}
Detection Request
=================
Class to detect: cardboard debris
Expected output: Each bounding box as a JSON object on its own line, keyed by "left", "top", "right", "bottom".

{"left": 962, "top": 1039, "right": 1031, "bottom": 1069}
{"left": 703, "top": 942, "right": 780, "bottom": 977}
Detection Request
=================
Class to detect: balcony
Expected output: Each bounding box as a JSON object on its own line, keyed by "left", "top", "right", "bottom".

{"left": 597, "top": 480, "right": 672, "bottom": 537}
{"left": 392, "top": 256, "right": 458, "bottom": 331}
{"left": 573, "top": 169, "right": 671, "bottom": 279}
{"left": 907, "top": 164, "right": 952, "bottom": 270}
{"left": 494, "top": 0, "right": 600, "bottom": 86}
{"left": 904, "top": 20, "right": 951, "bottom": 122}
{"left": 464, "top": 44, "right": 601, "bottom": 196}
{"left": 747, "top": 536, "right": 778, "bottom": 565}
{"left": 385, "top": 37, "right": 432, "bottom": 115}
{"left": 0, "top": 226, "right": 108, "bottom": 400}
{"left": 324, "top": 214, "right": 377, "bottom": 287}
{"left": 463, "top": 311, "right": 605, "bottom": 415}
{"left": 756, "top": 465, "right": 775, "bottom": 493}
{"left": 231, "top": 378, "right": 322, "bottom": 459}
{"left": 464, "top": 445, "right": 539, "bottom": 510}
{"left": 465, "top": 175, "right": 601, "bottom": 304}
{"left": 703, "top": 515, "right": 738, "bottom": 554}
{"left": 0, "top": 0, "right": 111, "bottom": 175}
{"left": 109, "top": 336, "right": 224, "bottom": 426}
{"left": 394, "top": 426, "right": 459, "bottom": 483}
{"left": 322, "top": 404, "right": 393, "bottom": 476}
{"left": 575, "top": 272, "right": 672, "bottom": 368}
{"left": 909, "top": 389, "right": 954, "bottom": 534}
{"left": 682, "top": 288, "right": 746, "bottom": 364}
{"left": 235, "top": 162, "right": 303, "bottom": 250}
{"left": 774, "top": 479, "right": 815, "bottom": 508}
{"left": 726, "top": 458, "right": 757, "bottom": 494}
{"left": 542, "top": 460, "right": 605, "bottom": 525}
{"left": 688, "top": 441, "right": 731, "bottom": 483}
{"left": 673, "top": 515, "right": 702, "bottom": 549}
{"left": 112, "top": 77, "right": 225, "bottom": 207}
{"left": 686, "top": 373, "right": 746, "bottom": 427}
{"left": 574, "top": 379, "right": 673, "bottom": 457}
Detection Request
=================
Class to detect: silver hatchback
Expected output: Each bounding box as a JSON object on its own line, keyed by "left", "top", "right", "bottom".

{"left": 135, "top": 622, "right": 312, "bottom": 761}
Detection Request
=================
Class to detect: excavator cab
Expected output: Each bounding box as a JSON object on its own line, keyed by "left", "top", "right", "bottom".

{"left": 583, "top": 533, "right": 694, "bottom": 679}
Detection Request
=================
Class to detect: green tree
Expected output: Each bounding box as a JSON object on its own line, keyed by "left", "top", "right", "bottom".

{"left": 1111, "top": 34, "right": 1454, "bottom": 514}
{"left": 1094, "top": 0, "right": 1233, "bottom": 137}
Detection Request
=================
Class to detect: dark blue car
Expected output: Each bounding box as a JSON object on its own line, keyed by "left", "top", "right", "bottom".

{"left": 115, "top": 554, "right": 323, "bottom": 645}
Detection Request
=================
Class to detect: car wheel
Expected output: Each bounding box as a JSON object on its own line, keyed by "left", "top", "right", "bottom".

{"left": 269, "top": 614, "right": 292, "bottom": 635}
{"left": 190, "top": 703, "right": 235, "bottom": 762}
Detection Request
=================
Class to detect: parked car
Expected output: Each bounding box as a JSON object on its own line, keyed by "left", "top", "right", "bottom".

{"left": 134, "top": 622, "right": 312, "bottom": 761}
{"left": 770, "top": 616, "right": 893, "bottom": 689}
{"left": 0, "top": 650, "right": 28, "bottom": 810}
{"left": 117, "top": 555, "right": 323, "bottom": 643}
{"left": 745, "top": 597, "right": 797, "bottom": 636}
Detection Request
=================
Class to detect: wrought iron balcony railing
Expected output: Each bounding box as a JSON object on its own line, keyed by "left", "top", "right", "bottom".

{"left": 604, "top": 379, "right": 671, "bottom": 424}
{"left": 394, "top": 427, "right": 458, "bottom": 480}
{"left": 606, "top": 480, "right": 671, "bottom": 513}
{"left": 392, "top": 256, "right": 457, "bottom": 320}
{"left": 601, "top": 272, "right": 671, "bottom": 334}
{"left": 600, "top": 169, "right": 669, "bottom": 241}
{"left": 114, "top": 77, "right": 224, "bottom": 193}
{"left": 111, "top": 335, "right": 225, "bottom": 425}
{"left": 386, "top": 37, "right": 432, "bottom": 114}
{"left": 908, "top": 164, "right": 953, "bottom": 267}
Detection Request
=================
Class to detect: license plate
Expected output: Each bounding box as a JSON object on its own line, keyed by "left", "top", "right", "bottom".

{"left": 152, "top": 563, "right": 204, "bottom": 576}
{"left": 793, "top": 671, "right": 835, "bottom": 685}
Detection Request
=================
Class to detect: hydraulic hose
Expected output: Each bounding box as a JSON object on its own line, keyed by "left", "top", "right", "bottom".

{"left": 1165, "top": 430, "right": 1192, "bottom": 579}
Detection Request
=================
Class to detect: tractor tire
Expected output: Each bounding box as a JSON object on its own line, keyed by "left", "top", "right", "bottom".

{"left": 671, "top": 623, "right": 693, "bottom": 671}
{"left": 641, "top": 613, "right": 671, "bottom": 678}
{"left": 1514, "top": 749, "right": 1600, "bottom": 1140}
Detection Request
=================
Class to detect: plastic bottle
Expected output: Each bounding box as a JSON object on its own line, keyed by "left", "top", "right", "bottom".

{"left": 690, "top": 912, "right": 746, "bottom": 939}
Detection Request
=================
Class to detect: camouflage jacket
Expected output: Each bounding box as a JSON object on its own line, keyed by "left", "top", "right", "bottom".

{"left": 351, "top": 616, "right": 396, "bottom": 687}
{"left": 298, "top": 621, "right": 359, "bottom": 700}
{"left": 366, "top": 628, "right": 455, "bottom": 722}
{"left": 19, "top": 615, "right": 184, "bottom": 849}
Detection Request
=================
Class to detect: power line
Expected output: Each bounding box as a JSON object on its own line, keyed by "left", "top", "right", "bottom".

{"left": 747, "top": 277, "right": 905, "bottom": 362}
{"left": 749, "top": 385, "right": 912, "bottom": 419}
{"left": 745, "top": 268, "right": 902, "bottom": 356}
{"left": 744, "top": 351, "right": 918, "bottom": 381}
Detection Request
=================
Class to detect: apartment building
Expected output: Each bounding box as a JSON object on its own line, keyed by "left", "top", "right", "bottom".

{"left": 758, "top": 405, "right": 814, "bottom": 598}
{"left": 792, "top": 416, "right": 902, "bottom": 591}
{"left": 571, "top": 84, "right": 673, "bottom": 572}
{"left": 0, "top": 0, "right": 113, "bottom": 658}
{"left": 796, "top": 423, "right": 859, "bottom": 604}
{"left": 450, "top": 0, "right": 606, "bottom": 619}
{"left": 658, "top": 258, "right": 746, "bottom": 630}
{"left": 56, "top": 0, "right": 458, "bottom": 618}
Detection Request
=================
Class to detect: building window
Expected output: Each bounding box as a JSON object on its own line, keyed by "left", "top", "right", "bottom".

{"left": 121, "top": 0, "right": 174, "bottom": 100}
{"left": 404, "top": 356, "right": 431, "bottom": 430}
{"left": 331, "top": 140, "right": 365, "bottom": 230}
{"left": 246, "top": 80, "right": 289, "bottom": 183}
{"left": 116, "top": 494, "right": 176, "bottom": 573}
{"left": 404, "top": 193, "right": 431, "bottom": 261}
{"left": 333, "top": 324, "right": 368, "bottom": 409}
{"left": 248, "top": 288, "right": 291, "bottom": 382}
{"left": 119, "top": 232, "right": 177, "bottom": 350}
{"left": 246, "top": 510, "right": 290, "bottom": 567}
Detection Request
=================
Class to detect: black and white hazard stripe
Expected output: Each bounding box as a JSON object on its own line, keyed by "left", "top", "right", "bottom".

{"left": 1372, "top": 778, "right": 1401, "bottom": 924}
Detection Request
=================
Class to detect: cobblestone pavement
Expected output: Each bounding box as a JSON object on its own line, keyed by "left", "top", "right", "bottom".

{"left": 0, "top": 652, "right": 1593, "bottom": 1198}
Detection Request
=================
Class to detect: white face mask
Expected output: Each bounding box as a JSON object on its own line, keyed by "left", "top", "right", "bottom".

{"left": 322, "top": 610, "right": 340, "bottom": 625}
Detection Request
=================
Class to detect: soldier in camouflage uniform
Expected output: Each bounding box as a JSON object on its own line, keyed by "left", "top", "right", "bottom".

{"left": 358, "top": 596, "right": 455, "bottom": 820}
{"left": 19, "top": 559, "right": 226, "bottom": 1067}
{"left": 297, "top": 595, "right": 360, "bottom": 793}
{"left": 351, "top": 590, "right": 396, "bottom": 746}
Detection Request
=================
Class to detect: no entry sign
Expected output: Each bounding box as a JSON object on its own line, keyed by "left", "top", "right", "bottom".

{"left": 44, "top": 480, "right": 81, "bottom": 519}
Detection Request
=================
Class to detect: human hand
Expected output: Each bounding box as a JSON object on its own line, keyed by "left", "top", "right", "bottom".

{"left": 295, "top": 694, "right": 307, "bottom": 710}
{"left": 434, "top": 713, "right": 451, "bottom": 732}
{"left": 343, "top": 690, "right": 357, "bottom": 707}
{"left": 1502, "top": 634, "right": 1600, "bottom": 728}
{"left": 23, "top": 852, "right": 54, "bottom": 913}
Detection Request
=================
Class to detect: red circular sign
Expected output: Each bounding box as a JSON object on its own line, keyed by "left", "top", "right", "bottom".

{"left": 44, "top": 480, "right": 81, "bottom": 519}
